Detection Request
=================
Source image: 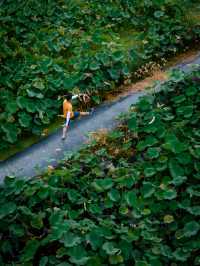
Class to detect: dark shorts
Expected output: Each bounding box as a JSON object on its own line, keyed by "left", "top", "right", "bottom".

{"left": 73, "top": 111, "right": 80, "bottom": 119}
{"left": 65, "top": 111, "right": 80, "bottom": 126}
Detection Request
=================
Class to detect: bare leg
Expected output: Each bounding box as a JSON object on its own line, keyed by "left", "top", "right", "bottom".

{"left": 80, "top": 111, "right": 90, "bottom": 116}
{"left": 62, "top": 111, "right": 91, "bottom": 140}
{"left": 62, "top": 125, "right": 68, "bottom": 139}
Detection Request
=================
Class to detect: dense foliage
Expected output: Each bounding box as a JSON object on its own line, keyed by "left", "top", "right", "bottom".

{"left": 0, "top": 0, "right": 200, "bottom": 150}
{"left": 1, "top": 69, "right": 200, "bottom": 265}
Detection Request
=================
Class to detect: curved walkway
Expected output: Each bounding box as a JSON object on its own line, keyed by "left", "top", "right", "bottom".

{"left": 0, "top": 54, "right": 200, "bottom": 183}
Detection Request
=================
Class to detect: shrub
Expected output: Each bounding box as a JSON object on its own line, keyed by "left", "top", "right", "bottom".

{"left": 0, "top": 69, "right": 200, "bottom": 265}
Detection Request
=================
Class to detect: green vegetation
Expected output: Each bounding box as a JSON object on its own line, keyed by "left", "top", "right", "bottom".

{"left": 0, "top": 116, "right": 63, "bottom": 162}
{"left": 0, "top": 0, "right": 200, "bottom": 152}
{"left": 1, "top": 68, "right": 200, "bottom": 265}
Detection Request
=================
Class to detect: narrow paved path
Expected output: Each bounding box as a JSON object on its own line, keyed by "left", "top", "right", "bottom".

{"left": 0, "top": 54, "right": 200, "bottom": 183}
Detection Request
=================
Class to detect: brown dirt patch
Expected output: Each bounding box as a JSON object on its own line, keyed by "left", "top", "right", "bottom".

{"left": 104, "top": 48, "right": 200, "bottom": 102}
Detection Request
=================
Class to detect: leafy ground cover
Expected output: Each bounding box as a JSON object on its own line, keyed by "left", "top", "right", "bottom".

{"left": 1, "top": 68, "right": 200, "bottom": 265}
{"left": 0, "top": 48, "right": 198, "bottom": 163}
{"left": 1, "top": 0, "right": 200, "bottom": 151}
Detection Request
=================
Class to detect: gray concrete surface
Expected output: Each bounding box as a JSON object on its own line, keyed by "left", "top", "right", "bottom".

{"left": 0, "top": 53, "right": 200, "bottom": 183}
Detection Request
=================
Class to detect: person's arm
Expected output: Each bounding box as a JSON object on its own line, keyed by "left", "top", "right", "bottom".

{"left": 72, "top": 94, "right": 79, "bottom": 100}
{"left": 72, "top": 93, "right": 90, "bottom": 103}
{"left": 65, "top": 111, "right": 71, "bottom": 127}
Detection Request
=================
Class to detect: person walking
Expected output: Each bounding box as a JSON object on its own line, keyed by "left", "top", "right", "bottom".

{"left": 59, "top": 93, "right": 91, "bottom": 140}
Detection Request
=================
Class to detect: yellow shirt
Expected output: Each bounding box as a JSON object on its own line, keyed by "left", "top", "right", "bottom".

{"left": 63, "top": 100, "right": 74, "bottom": 118}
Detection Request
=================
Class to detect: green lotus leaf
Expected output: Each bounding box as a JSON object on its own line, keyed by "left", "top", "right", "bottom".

{"left": 109, "top": 255, "right": 124, "bottom": 265}
{"left": 67, "top": 189, "right": 81, "bottom": 203}
{"left": 51, "top": 78, "right": 63, "bottom": 88}
{"left": 137, "top": 136, "right": 158, "bottom": 151}
{"left": 168, "top": 159, "right": 185, "bottom": 178}
{"left": 194, "top": 256, "right": 200, "bottom": 265}
{"left": 108, "top": 130, "right": 124, "bottom": 140}
{"left": 97, "top": 178, "right": 113, "bottom": 190}
{"left": 108, "top": 189, "right": 120, "bottom": 202}
{"left": 67, "top": 245, "right": 89, "bottom": 265}
{"left": 18, "top": 206, "right": 33, "bottom": 216}
{"left": 1, "top": 123, "right": 20, "bottom": 143}
{"left": 27, "top": 89, "right": 36, "bottom": 97}
{"left": 125, "top": 191, "right": 137, "bottom": 207}
{"left": 154, "top": 11, "right": 165, "bottom": 18}
{"left": 86, "top": 231, "right": 103, "bottom": 250}
{"left": 112, "top": 51, "right": 124, "bottom": 62}
{"left": 176, "top": 105, "right": 193, "bottom": 118}
{"left": 141, "top": 230, "right": 159, "bottom": 241}
{"left": 91, "top": 95, "right": 101, "bottom": 104}
{"left": 141, "top": 182, "right": 155, "bottom": 198}
{"left": 88, "top": 204, "right": 102, "bottom": 214}
{"left": 116, "top": 175, "right": 136, "bottom": 188}
{"left": 63, "top": 76, "right": 78, "bottom": 89}
{"left": 33, "top": 79, "right": 45, "bottom": 90}
{"left": 87, "top": 256, "right": 102, "bottom": 266}
{"left": 194, "top": 130, "right": 200, "bottom": 138}
{"left": 128, "top": 112, "right": 137, "bottom": 132}
{"left": 183, "top": 221, "right": 200, "bottom": 237}
{"left": 163, "top": 188, "right": 177, "bottom": 200}
{"left": 173, "top": 248, "right": 190, "bottom": 262}
{"left": 129, "top": 49, "right": 140, "bottom": 62}
{"left": 185, "top": 86, "right": 197, "bottom": 96}
{"left": 39, "top": 256, "right": 48, "bottom": 266}
{"left": 61, "top": 232, "right": 81, "bottom": 248}
{"left": 27, "top": 89, "right": 44, "bottom": 99}
{"left": 194, "top": 162, "right": 200, "bottom": 173}
{"left": 135, "top": 260, "right": 149, "bottom": 266}
{"left": 187, "top": 206, "right": 200, "bottom": 216}
{"left": 40, "top": 58, "right": 53, "bottom": 73}
{"left": 122, "top": 65, "right": 130, "bottom": 76}
{"left": 170, "top": 176, "right": 187, "bottom": 186}
{"left": 9, "top": 224, "right": 25, "bottom": 237}
{"left": 146, "top": 147, "right": 160, "bottom": 159}
{"left": 18, "top": 112, "right": 32, "bottom": 128}
{"left": 119, "top": 206, "right": 129, "bottom": 215}
{"left": 108, "top": 68, "right": 120, "bottom": 80}
{"left": 176, "top": 153, "right": 191, "bottom": 165}
{"left": 96, "top": 53, "right": 110, "bottom": 66}
{"left": 20, "top": 239, "right": 40, "bottom": 262}
{"left": 17, "top": 96, "right": 29, "bottom": 109}
{"left": 155, "top": 162, "right": 168, "bottom": 172}
{"left": 162, "top": 134, "right": 187, "bottom": 154}
{"left": 16, "top": 96, "right": 36, "bottom": 113}
{"left": 172, "top": 95, "right": 186, "bottom": 105}
{"left": 170, "top": 70, "right": 185, "bottom": 83}
{"left": 53, "top": 64, "right": 63, "bottom": 73}
{"left": 158, "top": 156, "right": 168, "bottom": 164}
{"left": 0, "top": 202, "right": 17, "bottom": 219}
{"left": 102, "top": 242, "right": 121, "bottom": 255}
{"left": 56, "top": 247, "right": 68, "bottom": 259}
{"left": 37, "top": 187, "right": 49, "bottom": 200}
{"left": 31, "top": 213, "right": 44, "bottom": 229}
{"left": 175, "top": 229, "right": 185, "bottom": 240}
{"left": 137, "top": 97, "right": 153, "bottom": 112}
{"left": 144, "top": 166, "right": 156, "bottom": 177}
{"left": 187, "top": 185, "right": 200, "bottom": 197}
{"left": 92, "top": 178, "right": 113, "bottom": 192}
{"left": 89, "top": 61, "right": 100, "bottom": 71}
{"left": 193, "top": 146, "right": 200, "bottom": 159}
{"left": 26, "top": 101, "right": 37, "bottom": 113}
{"left": 6, "top": 101, "right": 18, "bottom": 114}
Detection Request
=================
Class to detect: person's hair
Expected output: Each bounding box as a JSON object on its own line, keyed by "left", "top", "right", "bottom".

{"left": 64, "top": 93, "right": 73, "bottom": 101}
